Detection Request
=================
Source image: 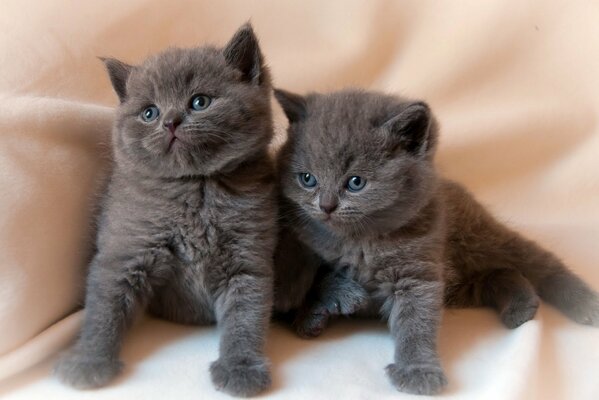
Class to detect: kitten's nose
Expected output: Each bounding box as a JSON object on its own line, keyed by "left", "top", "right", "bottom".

{"left": 319, "top": 201, "right": 338, "bottom": 214}
{"left": 163, "top": 116, "right": 182, "bottom": 133}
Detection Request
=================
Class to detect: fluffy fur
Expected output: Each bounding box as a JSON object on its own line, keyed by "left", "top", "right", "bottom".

{"left": 273, "top": 88, "right": 599, "bottom": 395}
{"left": 54, "top": 24, "right": 276, "bottom": 397}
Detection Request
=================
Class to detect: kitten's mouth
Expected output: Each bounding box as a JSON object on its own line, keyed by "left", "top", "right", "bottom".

{"left": 319, "top": 213, "right": 338, "bottom": 225}
{"left": 167, "top": 135, "right": 179, "bottom": 151}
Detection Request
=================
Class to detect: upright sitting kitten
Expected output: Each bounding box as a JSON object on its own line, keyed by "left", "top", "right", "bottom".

{"left": 54, "top": 24, "right": 276, "bottom": 397}
{"left": 273, "top": 88, "right": 599, "bottom": 395}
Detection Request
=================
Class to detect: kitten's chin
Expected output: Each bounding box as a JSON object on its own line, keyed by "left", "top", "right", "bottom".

{"left": 314, "top": 212, "right": 408, "bottom": 238}
{"left": 314, "top": 214, "right": 363, "bottom": 237}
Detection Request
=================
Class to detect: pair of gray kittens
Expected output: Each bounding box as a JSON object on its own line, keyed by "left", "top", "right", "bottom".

{"left": 54, "top": 23, "right": 599, "bottom": 397}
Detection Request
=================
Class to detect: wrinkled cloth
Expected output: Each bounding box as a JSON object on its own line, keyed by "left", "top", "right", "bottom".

{"left": 0, "top": 1, "right": 598, "bottom": 399}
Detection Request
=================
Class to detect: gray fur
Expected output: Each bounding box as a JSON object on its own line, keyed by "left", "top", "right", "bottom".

{"left": 54, "top": 23, "right": 276, "bottom": 397}
{"left": 292, "top": 265, "right": 369, "bottom": 338}
{"left": 273, "top": 88, "right": 599, "bottom": 395}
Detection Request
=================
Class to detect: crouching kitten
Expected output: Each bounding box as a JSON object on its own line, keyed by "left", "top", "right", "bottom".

{"left": 54, "top": 24, "right": 276, "bottom": 397}
{"left": 273, "top": 88, "right": 599, "bottom": 395}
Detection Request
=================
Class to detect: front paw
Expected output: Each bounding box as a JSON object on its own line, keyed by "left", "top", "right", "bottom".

{"left": 319, "top": 289, "right": 368, "bottom": 316}
{"left": 54, "top": 349, "right": 123, "bottom": 389}
{"left": 319, "top": 275, "right": 369, "bottom": 316}
{"left": 210, "top": 356, "right": 271, "bottom": 397}
{"left": 385, "top": 363, "right": 448, "bottom": 395}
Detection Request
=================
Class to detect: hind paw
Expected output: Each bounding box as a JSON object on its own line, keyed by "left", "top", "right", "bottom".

{"left": 500, "top": 294, "right": 540, "bottom": 329}
{"left": 294, "top": 309, "right": 329, "bottom": 338}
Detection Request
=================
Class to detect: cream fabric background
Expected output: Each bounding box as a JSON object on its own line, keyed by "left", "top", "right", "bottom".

{"left": 0, "top": 1, "right": 598, "bottom": 399}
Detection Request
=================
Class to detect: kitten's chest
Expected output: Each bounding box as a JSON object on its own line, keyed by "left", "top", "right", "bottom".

{"left": 166, "top": 184, "right": 221, "bottom": 264}
{"left": 336, "top": 239, "right": 379, "bottom": 284}
{"left": 307, "top": 230, "right": 376, "bottom": 284}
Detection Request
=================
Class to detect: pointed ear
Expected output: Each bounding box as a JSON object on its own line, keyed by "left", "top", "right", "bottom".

{"left": 274, "top": 89, "right": 307, "bottom": 124}
{"left": 382, "top": 102, "right": 433, "bottom": 156}
{"left": 223, "top": 23, "right": 265, "bottom": 85}
{"left": 100, "top": 57, "right": 133, "bottom": 103}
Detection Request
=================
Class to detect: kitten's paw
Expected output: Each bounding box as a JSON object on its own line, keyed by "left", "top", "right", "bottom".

{"left": 210, "top": 356, "right": 271, "bottom": 397}
{"left": 326, "top": 283, "right": 369, "bottom": 315}
{"left": 385, "top": 363, "right": 448, "bottom": 395}
{"left": 501, "top": 293, "right": 540, "bottom": 329}
{"left": 319, "top": 274, "right": 369, "bottom": 316}
{"left": 54, "top": 350, "right": 122, "bottom": 389}
{"left": 294, "top": 311, "right": 329, "bottom": 338}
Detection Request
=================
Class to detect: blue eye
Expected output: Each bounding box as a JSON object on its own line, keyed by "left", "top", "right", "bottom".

{"left": 298, "top": 173, "right": 317, "bottom": 188}
{"left": 347, "top": 176, "right": 366, "bottom": 192}
{"left": 190, "top": 95, "right": 211, "bottom": 111}
{"left": 141, "top": 105, "right": 159, "bottom": 122}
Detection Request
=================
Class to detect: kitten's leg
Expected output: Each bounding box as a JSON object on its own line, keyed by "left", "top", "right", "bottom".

{"left": 480, "top": 269, "right": 540, "bottom": 329}
{"left": 384, "top": 276, "right": 447, "bottom": 395}
{"left": 514, "top": 245, "right": 599, "bottom": 326}
{"left": 54, "top": 249, "right": 172, "bottom": 389}
{"left": 445, "top": 269, "right": 540, "bottom": 329}
{"left": 210, "top": 271, "right": 273, "bottom": 397}
{"left": 294, "top": 267, "right": 368, "bottom": 338}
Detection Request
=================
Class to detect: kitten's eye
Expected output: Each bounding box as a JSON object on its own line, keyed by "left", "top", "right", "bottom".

{"left": 298, "top": 173, "right": 317, "bottom": 188}
{"left": 141, "top": 105, "right": 160, "bottom": 122}
{"left": 190, "top": 95, "right": 212, "bottom": 111}
{"left": 347, "top": 176, "right": 366, "bottom": 192}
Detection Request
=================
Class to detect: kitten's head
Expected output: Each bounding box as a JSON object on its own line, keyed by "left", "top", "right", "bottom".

{"left": 102, "top": 23, "right": 272, "bottom": 178}
{"left": 275, "top": 89, "right": 439, "bottom": 237}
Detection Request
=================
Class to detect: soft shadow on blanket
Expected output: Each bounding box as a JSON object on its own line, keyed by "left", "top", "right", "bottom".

{"left": 0, "top": 306, "right": 571, "bottom": 398}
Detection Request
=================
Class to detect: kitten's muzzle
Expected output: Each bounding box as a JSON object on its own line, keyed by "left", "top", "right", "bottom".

{"left": 163, "top": 115, "right": 183, "bottom": 134}
{"left": 319, "top": 200, "right": 338, "bottom": 215}
{"left": 163, "top": 113, "right": 184, "bottom": 152}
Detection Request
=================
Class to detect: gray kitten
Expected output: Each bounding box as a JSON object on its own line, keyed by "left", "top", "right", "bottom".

{"left": 53, "top": 24, "right": 276, "bottom": 397}
{"left": 273, "top": 88, "right": 599, "bottom": 395}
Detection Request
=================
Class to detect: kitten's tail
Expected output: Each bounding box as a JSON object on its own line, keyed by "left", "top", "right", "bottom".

{"left": 444, "top": 180, "right": 599, "bottom": 326}
{"left": 500, "top": 233, "right": 599, "bottom": 326}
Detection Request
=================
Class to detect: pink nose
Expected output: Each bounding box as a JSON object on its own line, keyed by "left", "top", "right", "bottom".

{"left": 320, "top": 202, "right": 338, "bottom": 214}
{"left": 163, "top": 118, "right": 182, "bottom": 133}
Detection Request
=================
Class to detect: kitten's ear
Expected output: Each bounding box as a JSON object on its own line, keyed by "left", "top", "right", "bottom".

{"left": 223, "top": 23, "right": 265, "bottom": 85}
{"left": 100, "top": 57, "right": 133, "bottom": 103}
{"left": 383, "top": 102, "right": 433, "bottom": 156}
{"left": 274, "top": 89, "right": 307, "bottom": 124}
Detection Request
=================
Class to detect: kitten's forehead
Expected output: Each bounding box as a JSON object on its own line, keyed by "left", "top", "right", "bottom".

{"left": 128, "top": 47, "right": 236, "bottom": 99}
{"left": 307, "top": 90, "right": 403, "bottom": 136}
{"left": 295, "top": 90, "right": 398, "bottom": 170}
